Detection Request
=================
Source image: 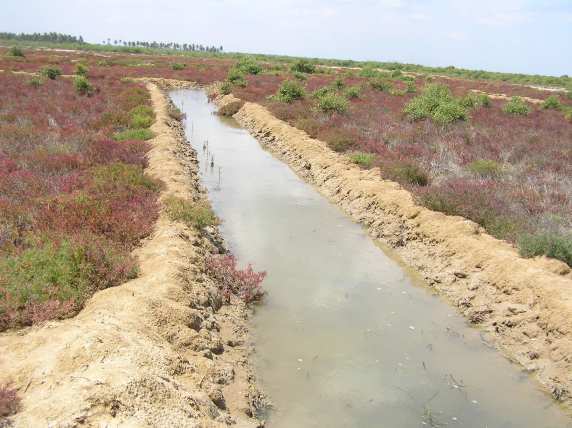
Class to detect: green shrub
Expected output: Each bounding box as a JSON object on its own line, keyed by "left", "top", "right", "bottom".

{"left": 236, "top": 57, "right": 262, "bottom": 75}
{"left": 503, "top": 97, "right": 530, "bottom": 115}
{"left": 164, "top": 196, "right": 217, "bottom": 229}
{"left": 386, "top": 162, "right": 429, "bottom": 186}
{"left": 344, "top": 85, "right": 361, "bottom": 99}
{"left": 171, "top": 63, "right": 186, "bottom": 71}
{"left": 113, "top": 128, "right": 154, "bottom": 141}
{"left": 389, "top": 88, "right": 407, "bottom": 96}
{"left": 227, "top": 68, "right": 247, "bottom": 87}
{"left": 73, "top": 75, "right": 94, "bottom": 96}
{"left": 312, "top": 86, "right": 335, "bottom": 99}
{"left": 220, "top": 81, "right": 233, "bottom": 95}
{"left": 467, "top": 159, "right": 502, "bottom": 177}
{"left": 40, "top": 67, "right": 62, "bottom": 80}
{"left": 541, "top": 95, "right": 561, "bottom": 110}
{"left": 316, "top": 93, "right": 349, "bottom": 114}
{"left": 0, "top": 240, "right": 137, "bottom": 312}
{"left": 460, "top": 92, "right": 491, "bottom": 109}
{"left": 391, "top": 70, "right": 402, "bottom": 78}
{"left": 274, "top": 80, "right": 305, "bottom": 103}
{"left": 350, "top": 152, "right": 375, "bottom": 168}
{"left": 7, "top": 46, "right": 24, "bottom": 57}
{"left": 518, "top": 234, "right": 572, "bottom": 267}
{"left": 293, "top": 71, "right": 307, "bottom": 81}
{"left": 370, "top": 77, "right": 393, "bottom": 92}
{"left": 359, "top": 66, "right": 381, "bottom": 78}
{"left": 406, "top": 82, "right": 417, "bottom": 93}
{"left": 291, "top": 59, "right": 316, "bottom": 74}
{"left": 565, "top": 107, "right": 572, "bottom": 122}
{"left": 403, "top": 84, "right": 468, "bottom": 125}
{"left": 432, "top": 101, "right": 468, "bottom": 125}
{"left": 332, "top": 78, "right": 345, "bottom": 90}
{"left": 75, "top": 63, "right": 89, "bottom": 76}
{"left": 92, "top": 163, "right": 161, "bottom": 191}
{"left": 29, "top": 76, "right": 43, "bottom": 88}
{"left": 129, "top": 105, "right": 154, "bottom": 128}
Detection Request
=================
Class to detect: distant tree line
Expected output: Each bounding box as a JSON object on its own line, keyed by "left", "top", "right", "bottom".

{"left": 102, "top": 38, "right": 223, "bottom": 53}
{"left": 0, "top": 32, "right": 84, "bottom": 44}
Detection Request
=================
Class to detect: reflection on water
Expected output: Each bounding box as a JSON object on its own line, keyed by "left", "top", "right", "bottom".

{"left": 171, "top": 90, "right": 571, "bottom": 428}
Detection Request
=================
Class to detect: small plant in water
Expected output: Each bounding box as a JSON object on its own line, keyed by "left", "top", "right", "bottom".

{"left": 205, "top": 254, "right": 266, "bottom": 304}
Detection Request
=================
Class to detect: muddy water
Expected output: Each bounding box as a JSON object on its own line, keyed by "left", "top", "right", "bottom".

{"left": 170, "top": 90, "right": 571, "bottom": 428}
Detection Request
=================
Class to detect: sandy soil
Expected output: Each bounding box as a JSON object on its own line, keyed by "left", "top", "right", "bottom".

{"left": 213, "top": 93, "right": 572, "bottom": 412}
{"left": 0, "top": 84, "right": 264, "bottom": 427}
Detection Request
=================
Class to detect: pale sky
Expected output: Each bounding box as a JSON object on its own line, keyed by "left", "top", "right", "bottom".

{"left": 1, "top": 0, "right": 571, "bottom": 76}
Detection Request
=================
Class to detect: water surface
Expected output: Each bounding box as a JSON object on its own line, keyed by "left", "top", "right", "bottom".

{"left": 171, "top": 89, "right": 571, "bottom": 428}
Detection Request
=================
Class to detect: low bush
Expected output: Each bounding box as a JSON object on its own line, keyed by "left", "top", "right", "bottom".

{"left": 236, "top": 57, "right": 262, "bottom": 75}
{"left": 171, "top": 63, "right": 186, "bottom": 71}
{"left": 113, "top": 128, "right": 154, "bottom": 141}
{"left": 40, "top": 66, "right": 62, "bottom": 80}
{"left": 467, "top": 159, "right": 503, "bottom": 178}
{"left": 418, "top": 179, "right": 525, "bottom": 241}
{"left": 432, "top": 101, "right": 468, "bottom": 125}
{"left": 541, "top": 95, "right": 561, "bottom": 110}
{"left": 293, "top": 71, "right": 307, "bottom": 81}
{"left": 406, "top": 81, "right": 417, "bottom": 93}
{"left": 294, "top": 118, "right": 321, "bottom": 138}
{"left": 227, "top": 68, "right": 247, "bottom": 87}
{"left": 0, "top": 384, "right": 20, "bottom": 418}
{"left": 0, "top": 238, "right": 138, "bottom": 328}
{"left": 75, "top": 63, "right": 89, "bottom": 77}
{"left": 29, "top": 76, "right": 43, "bottom": 88}
{"left": 322, "top": 129, "right": 355, "bottom": 152}
{"left": 565, "top": 108, "right": 572, "bottom": 123}
{"left": 220, "top": 81, "right": 233, "bottom": 95}
{"left": 129, "top": 105, "right": 154, "bottom": 128}
{"left": 384, "top": 162, "right": 429, "bottom": 186}
{"left": 503, "top": 97, "right": 530, "bottom": 115}
{"left": 460, "top": 92, "right": 491, "bottom": 109}
{"left": 359, "top": 66, "right": 382, "bottom": 78}
{"left": 344, "top": 85, "right": 362, "bottom": 99}
{"left": 350, "top": 152, "right": 375, "bottom": 168}
{"left": 205, "top": 254, "right": 266, "bottom": 304}
{"left": 316, "top": 93, "right": 349, "bottom": 114}
{"left": 7, "top": 46, "right": 24, "bottom": 57}
{"left": 74, "top": 76, "right": 94, "bottom": 96}
{"left": 518, "top": 233, "right": 572, "bottom": 267}
{"left": 370, "top": 77, "right": 393, "bottom": 92}
{"left": 291, "top": 59, "right": 316, "bottom": 74}
{"left": 164, "top": 196, "right": 217, "bottom": 229}
{"left": 404, "top": 84, "right": 468, "bottom": 125}
{"left": 274, "top": 80, "right": 305, "bottom": 103}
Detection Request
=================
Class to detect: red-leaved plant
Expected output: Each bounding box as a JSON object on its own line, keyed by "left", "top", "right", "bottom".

{"left": 205, "top": 255, "right": 266, "bottom": 304}
{"left": 0, "top": 383, "right": 20, "bottom": 418}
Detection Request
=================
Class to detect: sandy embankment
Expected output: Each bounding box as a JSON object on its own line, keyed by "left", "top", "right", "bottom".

{"left": 0, "top": 84, "right": 264, "bottom": 427}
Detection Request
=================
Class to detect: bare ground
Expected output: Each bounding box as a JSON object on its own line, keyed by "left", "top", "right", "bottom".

{"left": 214, "top": 93, "right": 572, "bottom": 412}
{"left": 0, "top": 84, "right": 264, "bottom": 427}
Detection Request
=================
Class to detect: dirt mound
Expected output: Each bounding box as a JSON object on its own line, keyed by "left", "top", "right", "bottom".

{"left": 219, "top": 95, "right": 572, "bottom": 411}
{"left": 0, "top": 85, "right": 263, "bottom": 427}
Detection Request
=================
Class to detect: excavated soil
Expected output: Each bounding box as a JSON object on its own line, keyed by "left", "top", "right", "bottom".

{"left": 214, "top": 93, "right": 572, "bottom": 411}
{"left": 0, "top": 84, "right": 264, "bottom": 427}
